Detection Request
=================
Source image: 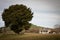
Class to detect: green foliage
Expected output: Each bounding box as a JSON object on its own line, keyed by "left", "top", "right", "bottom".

{"left": 2, "top": 4, "right": 33, "bottom": 34}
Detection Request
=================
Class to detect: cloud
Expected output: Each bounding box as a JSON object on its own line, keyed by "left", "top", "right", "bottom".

{"left": 0, "top": 11, "right": 4, "bottom": 27}
{"left": 30, "top": 12, "right": 60, "bottom": 28}
{"left": 0, "top": 11, "right": 2, "bottom": 21}
{"left": 0, "top": 0, "right": 60, "bottom": 28}
{"left": 0, "top": 0, "right": 60, "bottom": 11}
{"left": 0, "top": 21, "right": 4, "bottom": 27}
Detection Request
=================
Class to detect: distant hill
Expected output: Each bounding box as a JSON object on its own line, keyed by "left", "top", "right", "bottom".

{"left": 25, "top": 24, "right": 45, "bottom": 33}
{"left": 0, "top": 24, "right": 52, "bottom": 34}
{"left": 30, "top": 24, "right": 44, "bottom": 29}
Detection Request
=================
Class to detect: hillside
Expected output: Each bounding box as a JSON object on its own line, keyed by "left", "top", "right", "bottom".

{"left": 30, "top": 24, "right": 44, "bottom": 29}
{"left": 25, "top": 24, "right": 44, "bottom": 33}
{"left": 0, "top": 24, "right": 51, "bottom": 34}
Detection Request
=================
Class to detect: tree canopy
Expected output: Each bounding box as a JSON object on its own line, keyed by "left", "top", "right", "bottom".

{"left": 2, "top": 4, "right": 33, "bottom": 34}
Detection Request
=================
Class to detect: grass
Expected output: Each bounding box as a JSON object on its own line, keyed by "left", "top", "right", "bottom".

{"left": 0, "top": 33, "right": 60, "bottom": 40}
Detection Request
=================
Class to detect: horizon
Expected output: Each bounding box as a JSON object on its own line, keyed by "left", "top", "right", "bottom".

{"left": 0, "top": 0, "right": 60, "bottom": 28}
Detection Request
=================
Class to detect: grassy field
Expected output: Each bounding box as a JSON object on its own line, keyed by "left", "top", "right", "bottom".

{"left": 0, "top": 33, "right": 60, "bottom": 40}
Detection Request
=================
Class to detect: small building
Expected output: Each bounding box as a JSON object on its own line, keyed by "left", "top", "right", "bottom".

{"left": 39, "top": 28, "right": 52, "bottom": 34}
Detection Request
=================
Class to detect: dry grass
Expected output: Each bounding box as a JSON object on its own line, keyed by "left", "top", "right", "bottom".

{"left": 0, "top": 33, "right": 60, "bottom": 40}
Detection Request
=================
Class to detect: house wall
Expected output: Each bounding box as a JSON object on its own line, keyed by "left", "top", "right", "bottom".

{"left": 39, "top": 29, "right": 52, "bottom": 34}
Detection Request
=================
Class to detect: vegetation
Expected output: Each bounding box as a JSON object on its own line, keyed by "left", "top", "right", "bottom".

{"left": 0, "top": 33, "right": 60, "bottom": 40}
{"left": 2, "top": 4, "right": 33, "bottom": 34}
{"left": 54, "top": 24, "right": 60, "bottom": 33}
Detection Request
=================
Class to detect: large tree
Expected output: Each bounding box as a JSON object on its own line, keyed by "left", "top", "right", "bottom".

{"left": 2, "top": 4, "right": 33, "bottom": 34}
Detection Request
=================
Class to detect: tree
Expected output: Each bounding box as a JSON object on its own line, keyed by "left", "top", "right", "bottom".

{"left": 2, "top": 4, "right": 33, "bottom": 34}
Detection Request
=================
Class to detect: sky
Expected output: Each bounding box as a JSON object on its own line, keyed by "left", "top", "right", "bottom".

{"left": 0, "top": 0, "right": 60, "bottom": 28}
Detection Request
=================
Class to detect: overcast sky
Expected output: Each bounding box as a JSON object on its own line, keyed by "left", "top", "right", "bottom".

{"left": 0, "top": 0, "right": 60, "bottom": 28}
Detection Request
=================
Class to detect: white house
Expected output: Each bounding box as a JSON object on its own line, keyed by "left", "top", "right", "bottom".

{"left": 39, "top": 28, "right": 52, "bottom": 34}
